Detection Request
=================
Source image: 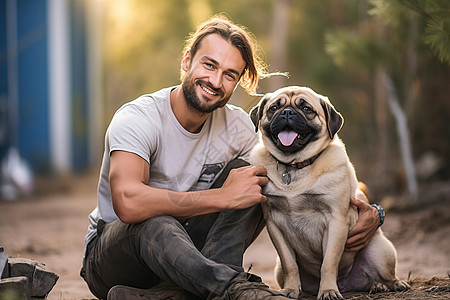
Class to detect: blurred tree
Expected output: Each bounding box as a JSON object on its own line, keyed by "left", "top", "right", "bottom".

{"left": 103, "top": 0, "right": 191, "bottom": 119}
{"left": 371, "top": 0, "right": 450, "bottom": 64}
{"left": 99, "top": 0, "right": 449, "bottom": 201}
{"left": 186, "top": 0, "right": 213, "bottom": 28}
{"left": 102, "top": 0, "right": 274, "bottom": 117}
{"left": 268, "top": 0, "right": 291, "bottom": 91}
{"left": 325, "top": 0, "right": 450, "bottom": 201}
{"left": 208, "top": 0, "right": 273, "bottom": 110}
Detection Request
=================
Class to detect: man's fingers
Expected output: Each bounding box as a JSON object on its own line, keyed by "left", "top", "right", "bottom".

{"left": 350, "top": 189, "right": 369, "bottom": 210}
{"left": 234, "top": 165, "right": 266, "bottom": 177}
{"left": 257, "top": 175, "right": 269, "bottom": 186}
{"left": 348, "top": 237, "right": 369, "bottom": 251}
{"left": 253, "top": 166, "right": 267, "bottom": 176}
{"left": 355, "top": 188, "right": 368, "bottom": 203}
{"left": 346, "top": 243, "right": 367, "bottom": 252}
{"left": 260, "top": 194, "right": 267, "bottom": 203}
{"left": 244, "top": 165, "right": 268, "bottom": 186}
{"left": 234, "top": 165, "right": 267, "bottom": 176}
{"left": 350, "top": 196, "right": 365, "bottom": 209}
{"left": 346, "top": 232, "right": 369, "bottom": 251}
{"left": 346, "top": 220, "right": 377, "bottom": 251}
{"left": 347, "top": 224, "right": 364, "bottom": 243}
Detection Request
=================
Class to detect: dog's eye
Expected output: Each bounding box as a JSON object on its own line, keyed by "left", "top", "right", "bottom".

{"left": 302, "top": 106, "right": 312, "bottom": 113}
{"left": 269, "top": 105, "right": 278, "bottom": 112}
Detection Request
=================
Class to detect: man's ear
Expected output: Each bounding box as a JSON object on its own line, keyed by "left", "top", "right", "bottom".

{"left": 320, "top": 98, "right": 343, "bottom": 139}
{"left": 181, "top": 50, "right": 191, "bottom": 72}
{"left": 249, "top": 95, "right": 269, "bottom": 133}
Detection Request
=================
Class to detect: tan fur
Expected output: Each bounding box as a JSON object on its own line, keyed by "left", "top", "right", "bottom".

{"left": 249, "top": 86, "right": 409, "bottom": 300}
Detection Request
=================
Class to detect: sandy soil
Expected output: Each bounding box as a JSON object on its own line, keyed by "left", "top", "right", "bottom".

{"left": 0, "top": 172, "right": 449, "bottom": 299}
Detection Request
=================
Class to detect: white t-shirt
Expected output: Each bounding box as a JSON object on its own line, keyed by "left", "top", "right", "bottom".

{"left": 84, "top": 86, "right": 258, "bottom": 249}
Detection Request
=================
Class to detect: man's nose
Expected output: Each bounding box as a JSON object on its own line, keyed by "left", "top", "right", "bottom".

{"left": 209, "top": 71, "right": 223, "bottom": 88}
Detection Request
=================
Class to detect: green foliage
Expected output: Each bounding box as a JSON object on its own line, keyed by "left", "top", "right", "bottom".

{"left": 100, "top": 0, "right": 450, "bottom": 185}
{"left": 369, "top": 0, "right": 409, "bottom": 25}
{"left": 424, "top": 14, "right": 450, "bottom": 64}
{"left": 325, "top": 29, "right": 382, "bottom": 74}
{"left": 102, "top": 0, "right": 191, "bottom": 116}
{"left": 370, "top": 0, "right": 450, "bottom": 64}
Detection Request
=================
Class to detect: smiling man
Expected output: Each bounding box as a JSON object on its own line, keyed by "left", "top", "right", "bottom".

{"left": 80, "top": 15, "right": 380, "bottom": 300}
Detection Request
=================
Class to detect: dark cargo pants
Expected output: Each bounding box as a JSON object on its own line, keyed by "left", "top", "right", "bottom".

{"left": 81, "top": 159, "right": 266, "bottom": 299}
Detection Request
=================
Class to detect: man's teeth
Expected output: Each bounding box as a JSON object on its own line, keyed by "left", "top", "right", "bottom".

{"left": 201, "top": 85, "right": 216, "bottom": 95}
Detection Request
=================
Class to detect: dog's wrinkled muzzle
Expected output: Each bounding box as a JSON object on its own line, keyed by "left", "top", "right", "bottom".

{"left": 269, "top": 107, "right": 316, "bottom": 153}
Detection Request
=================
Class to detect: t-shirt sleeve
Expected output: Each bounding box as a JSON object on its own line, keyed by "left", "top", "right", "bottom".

{"left": 225, "top": 106, "right": 258, "bottom": 161}
{"left": 107, "top": 104, "right": 157, "bottom": 164}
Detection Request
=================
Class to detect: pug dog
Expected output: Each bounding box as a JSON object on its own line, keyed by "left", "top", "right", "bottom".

{"left": 249, "top": 86, "right": 409, "bottom": 300}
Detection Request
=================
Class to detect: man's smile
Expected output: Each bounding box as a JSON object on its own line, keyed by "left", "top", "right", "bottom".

{"left": 200, "top": 84, "right": 218, "bottom": 96}
{"left": 197, "top": 80, "right": 223, "bottom": 98}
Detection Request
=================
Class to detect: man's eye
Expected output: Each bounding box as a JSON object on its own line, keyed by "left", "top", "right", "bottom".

{"left": 204, "top": 63, "right": 214, "bottom": 69}
{"left": 225, "top": 73, "right": 236, "bottom": 81}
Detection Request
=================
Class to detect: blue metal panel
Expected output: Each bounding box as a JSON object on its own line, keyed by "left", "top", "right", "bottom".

{"left": 70, "top": 0, "right": 89, "bottom": 171}
{"left": 0, "top": 1, "right": 8, "bottom": 157}
{"left": 16, "top": 0, "right": 50, "bottom": 172}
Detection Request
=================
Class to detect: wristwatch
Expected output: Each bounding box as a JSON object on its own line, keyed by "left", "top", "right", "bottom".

{"left": 371, "top": 204, "right": 385, "bottom": 227}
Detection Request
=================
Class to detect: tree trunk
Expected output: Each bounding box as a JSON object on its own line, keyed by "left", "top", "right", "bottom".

{"left": 380, "top": 69, "right": 418, "bottom": 201}
{"left": 372, "top": 66, "right": 392, "bottom": 197}
{"left": 269, "top": 0, "right": 291, "bottom": 91}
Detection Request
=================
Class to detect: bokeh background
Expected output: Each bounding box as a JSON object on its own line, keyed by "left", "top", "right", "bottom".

{"left": 1, "top": 0, "right": 449, "bottom": 203}
{"left": 0, "top": 0, "right": 449, "bottom": 298}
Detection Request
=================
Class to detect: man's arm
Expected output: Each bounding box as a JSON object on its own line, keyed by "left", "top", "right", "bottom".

{"left": 345, "top": 189, "right": 381, "bottom": 251}
{"left": 109, "top": 150, "right": 268, "bottom": 224}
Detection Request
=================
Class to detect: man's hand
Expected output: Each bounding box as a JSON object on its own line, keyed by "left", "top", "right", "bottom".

{"left": 220, "top": 165, "right": 269, "bottom": 210}
{"left": 345, "top": 190, "right": 380, "bottom": 252}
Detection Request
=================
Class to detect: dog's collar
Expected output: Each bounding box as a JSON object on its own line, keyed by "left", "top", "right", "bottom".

{"left": 273, "top": 151, "right": 322, "bottom": 170}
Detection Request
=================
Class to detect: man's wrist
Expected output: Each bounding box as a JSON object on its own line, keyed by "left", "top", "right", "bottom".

{"left": 371, "top": 204, "right": 385, "bottom": 227}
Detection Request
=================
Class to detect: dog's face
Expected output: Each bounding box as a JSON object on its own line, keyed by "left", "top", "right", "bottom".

{"left": 250, "top": 86, "right": 343, "bottom": 161}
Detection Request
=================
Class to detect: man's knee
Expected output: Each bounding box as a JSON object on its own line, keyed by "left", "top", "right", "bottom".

{"left": 137, "top": 216, "right": 188, "bottom": 246}
{"left": 225, "top": 158, "right": 250, "bottom": 170}
{"left": 139, "top": 215, "right": 181, "bottom": 234}
{"left": 211, "top": 158, "right": 250, "bottom": 188}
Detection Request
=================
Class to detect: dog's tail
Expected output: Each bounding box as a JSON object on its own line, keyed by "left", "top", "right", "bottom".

{"left": 358, "top": 181, "right": 372, "bottom": 203}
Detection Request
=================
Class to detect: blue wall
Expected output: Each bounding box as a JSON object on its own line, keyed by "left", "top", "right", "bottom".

{"left": 17, "top": 0, "right": 50, "bottom": 171}
{"left": 0, "top": 0, "right": 91, "bottom": 174}
{"left": 70, "top": 0, "right": 89, "bottom": 171}
{"left": 0, "top": 0, "right": 50, "bottom": 172}
{"left": 0, "top": 1, "right": 7, "bottom": 157}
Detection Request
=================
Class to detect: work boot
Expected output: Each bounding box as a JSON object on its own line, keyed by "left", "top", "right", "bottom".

{"left": 212, "top": 273, "right": 290, "bottom": 300}
{"left": 107, "top": 281, "right": 199, "bottom": 300}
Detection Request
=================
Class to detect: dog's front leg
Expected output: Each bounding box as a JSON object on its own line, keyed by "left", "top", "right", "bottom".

{"left": 318, "top": 219, "right": 348, "bottom": 300}
{"left": 265, "top": 217, "right": 301, "bottom": 299}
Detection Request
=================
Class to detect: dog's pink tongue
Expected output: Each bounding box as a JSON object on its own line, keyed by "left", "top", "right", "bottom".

{"left": 278, "top": 130, "right": 298, "bottom": 146}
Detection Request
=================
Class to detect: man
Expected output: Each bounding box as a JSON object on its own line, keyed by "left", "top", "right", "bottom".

{"left": 81, "top": 15, "right": 381, "bottom": 299}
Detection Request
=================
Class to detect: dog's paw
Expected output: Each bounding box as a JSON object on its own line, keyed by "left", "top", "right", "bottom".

{"left": 370, "top": 282, "right": 389, "bottom": 293}
{"left": 391, "top": 279, "right": 410, "bottom": 291}
{"left": 280, "top": 288, "right": 300, "bottom": 299}
{"left": 317, "top": 289, "right": 343, "bottom": 300}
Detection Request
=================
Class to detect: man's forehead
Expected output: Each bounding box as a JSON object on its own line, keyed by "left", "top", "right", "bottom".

{"left": 194, "top": 34, "right": 246, "bottom": 73}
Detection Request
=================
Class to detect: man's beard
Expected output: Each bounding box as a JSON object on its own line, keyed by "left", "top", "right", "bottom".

{"left": 182, "top": 77, "right": 229, "bottom": 114}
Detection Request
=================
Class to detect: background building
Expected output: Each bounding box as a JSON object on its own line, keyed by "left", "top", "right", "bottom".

{"left": 0, "top": 0, "right": 102, "bottom": 179}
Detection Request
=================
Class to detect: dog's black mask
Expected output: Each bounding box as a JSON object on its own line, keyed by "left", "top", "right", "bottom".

{"left": 262, "top": 107, "right": 318, "bottom": 154}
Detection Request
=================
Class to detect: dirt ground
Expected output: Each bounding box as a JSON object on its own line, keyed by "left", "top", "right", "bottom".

{"left": 0, "top": 172, "right": 449, "bottom": 299}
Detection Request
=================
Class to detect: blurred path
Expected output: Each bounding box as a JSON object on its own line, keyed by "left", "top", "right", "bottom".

{"left": 0, "top": 172, "right": 98, "bottom": 299}
{"left": 1, "top": 172, "right": 449, "bottom": 299}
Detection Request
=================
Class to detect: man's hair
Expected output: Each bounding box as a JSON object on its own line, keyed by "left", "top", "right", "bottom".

{"left": 180, "top": 15, "right": 268, "bottom": 95}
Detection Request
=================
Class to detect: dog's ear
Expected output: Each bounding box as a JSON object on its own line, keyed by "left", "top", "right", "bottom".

{"left": 250, "top": 95, "right": 269, "bottom": 133}
{"left": 320, "top": 99, "right": 343, "bottom": 139}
